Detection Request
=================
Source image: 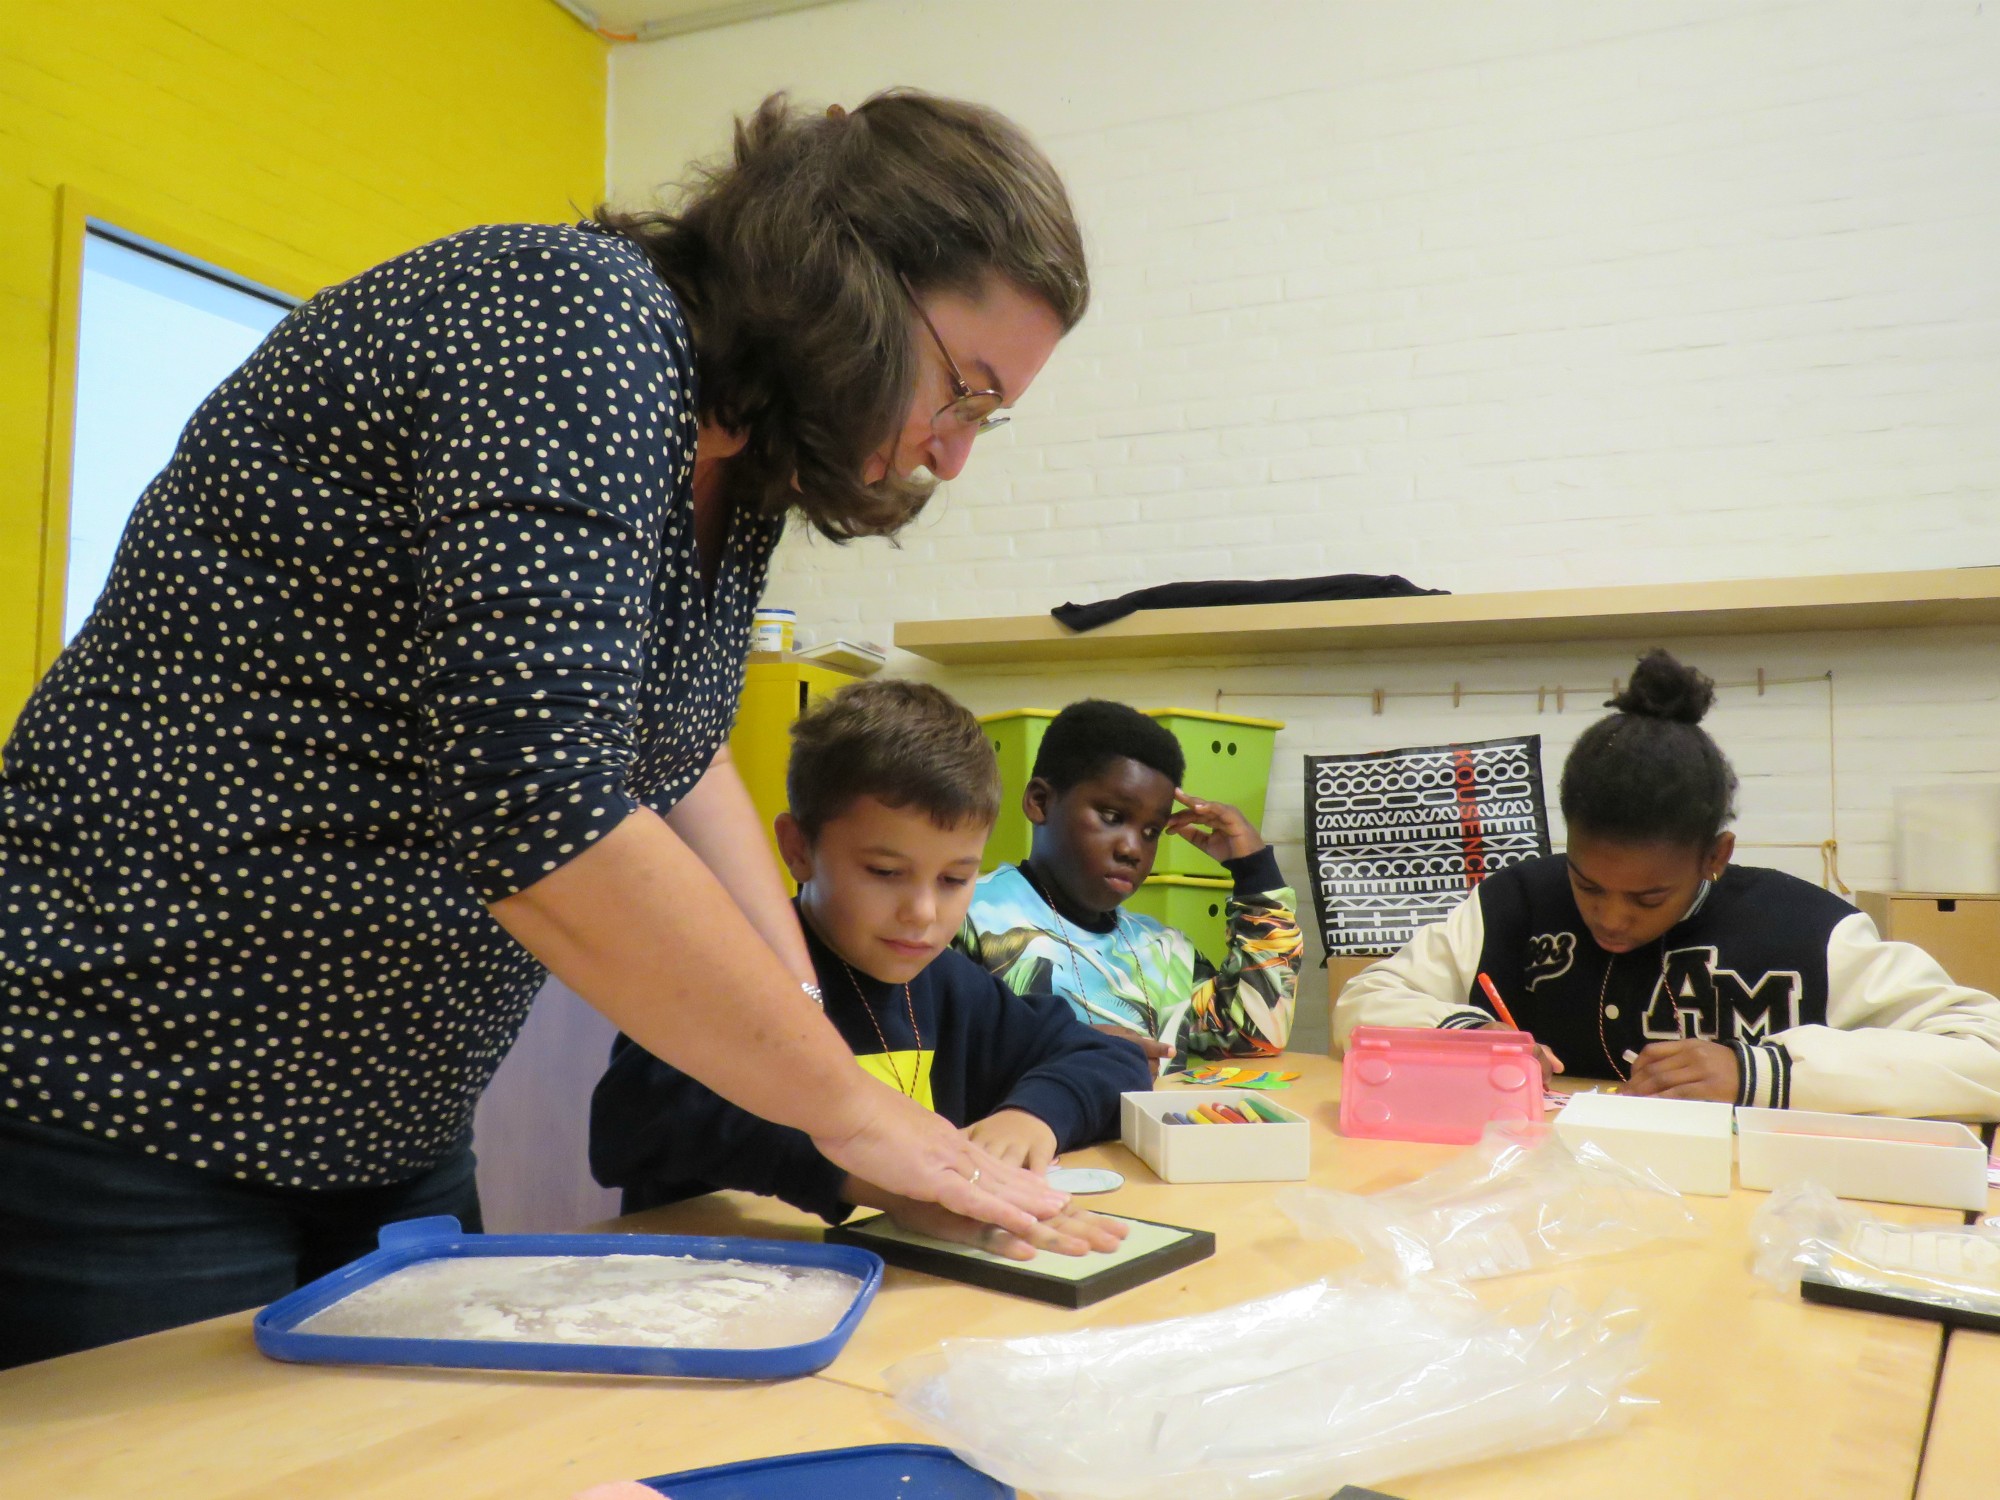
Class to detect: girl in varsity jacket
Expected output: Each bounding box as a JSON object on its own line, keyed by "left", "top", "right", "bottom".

{"left": 1335, "top": 651, "right": 2000, "bottom": 1119}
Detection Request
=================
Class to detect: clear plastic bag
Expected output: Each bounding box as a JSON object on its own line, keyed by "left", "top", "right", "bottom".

{"left": 886, "top": 1279, "right": 1649, "bottom": 1500}
{"left": 1751, "top": 1180, "right": 2000, "bottom": 1317}
{"left": 1278, "top": 1120, "right": 1700, "bottom": 1282}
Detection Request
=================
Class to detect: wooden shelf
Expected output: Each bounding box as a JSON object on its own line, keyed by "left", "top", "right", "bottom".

{"left": 893, "top": 567, "right": 2000, "bottom": 666}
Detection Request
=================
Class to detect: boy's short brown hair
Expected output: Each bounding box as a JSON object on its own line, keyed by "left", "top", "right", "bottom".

{"left": 787, "top": 678, "right": 1002, "bottom": 839}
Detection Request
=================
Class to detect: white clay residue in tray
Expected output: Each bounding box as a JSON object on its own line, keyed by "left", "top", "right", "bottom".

{"left": 296, "top": 1254, "right": 862, "bottom": 1348}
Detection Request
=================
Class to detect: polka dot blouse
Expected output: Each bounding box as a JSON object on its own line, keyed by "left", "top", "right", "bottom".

{"left": 0, "top": 224, "right": 782, "bottom": 1188}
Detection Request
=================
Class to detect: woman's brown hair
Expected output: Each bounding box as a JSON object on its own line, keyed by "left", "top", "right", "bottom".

{"left": 595, "top": 89, "right": 1089, "bottom": 541}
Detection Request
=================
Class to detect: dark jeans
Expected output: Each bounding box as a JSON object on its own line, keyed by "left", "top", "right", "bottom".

{"left": 0, "top": 1112, "right": 481, "bottom": 1369}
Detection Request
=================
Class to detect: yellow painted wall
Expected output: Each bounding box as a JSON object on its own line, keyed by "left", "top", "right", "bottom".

{"left": 0, "top": 0, "right": 606, "bottom": 729}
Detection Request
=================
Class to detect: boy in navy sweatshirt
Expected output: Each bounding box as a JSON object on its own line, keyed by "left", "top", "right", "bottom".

{"left": 590, "top": 679, "right": 1148, "bottom": 1258}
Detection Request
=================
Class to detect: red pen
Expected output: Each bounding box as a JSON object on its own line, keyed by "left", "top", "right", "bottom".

{"left": 1476, "top": 971, "right": 1520, "bottom": 1030}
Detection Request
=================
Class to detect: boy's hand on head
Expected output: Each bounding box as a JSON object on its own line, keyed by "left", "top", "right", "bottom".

{"left": 885, "top": 1195, "right": 1128, "bottom": 1261}
{"left": 1625, "top": 1038, "right": 1739, "bottom": 1102}
{"left": 964, "top": 1109, "right": 1060, "bottom": 1171}
{"left": 1166, "top": 791, "right": 1265, "bottom": 862}
{"left": 1094, "top": 1021, "right": 1174, "bottom": 1061}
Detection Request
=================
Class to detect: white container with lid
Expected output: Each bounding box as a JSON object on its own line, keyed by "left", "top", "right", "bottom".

{"left": 750, "top": 607, "right": 797, "bottom": 654}
{"left": 1895, "top": 784, "right": 2000, "bottom": 893}
{"left": 1736, "top": 1107, "right": 1987, "bottom": 1210}
{"left": 1553, "top": 1091, "right": 1734, "bottom": 1196}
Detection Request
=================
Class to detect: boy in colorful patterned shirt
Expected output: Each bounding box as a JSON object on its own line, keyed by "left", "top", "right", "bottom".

{"left": 957, "top": 699, "right": 1303, "bottom": 1062}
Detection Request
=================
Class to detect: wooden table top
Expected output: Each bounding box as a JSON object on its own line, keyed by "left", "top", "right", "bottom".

{"left": 1916, "top": 1327, "right": 2000, "bottom": 1500}
{"left": 1909, "top": 1143, "right": 1998, "bottom": 1500}
{"left": 0, "top": 1055, "right": 1966, "bottom": 1499}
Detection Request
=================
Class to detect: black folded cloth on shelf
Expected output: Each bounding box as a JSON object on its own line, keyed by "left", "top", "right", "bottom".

{"left": 1051, "top": 573, "right": 1449, "bottom": 633}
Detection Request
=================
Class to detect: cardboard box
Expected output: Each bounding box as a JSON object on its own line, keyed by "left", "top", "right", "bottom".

{"left": 1855, "top": 890, "right": 2000, "bottom": 997}
{"left": 1553, "top": 1092, "right": 1735, "bottom": 1196}
{"left": 1120, "top": 1089, "right": 1310, "bottom": 1184}
{"left": 1735, "top": 1107, "right": 1987, "bottom": 1210}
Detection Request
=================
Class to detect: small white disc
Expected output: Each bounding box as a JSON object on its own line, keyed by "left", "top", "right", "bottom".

{"left": 1046, "top": 1166, "right": 1124, "bottom": 1195}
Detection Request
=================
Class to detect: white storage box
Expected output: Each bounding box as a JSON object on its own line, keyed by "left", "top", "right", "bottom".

{"left": 1553, "top": 1092, "right": 1734, "bottom": 1196}
{"left": 1735, "top": 1107, "right": 1987, "bottom": 1211}
{"left": 1894, "top": 784, "right": 2000, "bottom": 893}
{"left": 1120, "top": 1090, "right": 1310, "bottom": 1184}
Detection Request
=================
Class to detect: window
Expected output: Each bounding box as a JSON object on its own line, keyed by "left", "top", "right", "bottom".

{"left": 66, "top": 228, "right": 296, "bottom": 643}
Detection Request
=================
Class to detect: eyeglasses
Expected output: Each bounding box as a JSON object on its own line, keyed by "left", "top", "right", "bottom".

{"left": 899, "top": 273, "right": 1010, "bottom": 434}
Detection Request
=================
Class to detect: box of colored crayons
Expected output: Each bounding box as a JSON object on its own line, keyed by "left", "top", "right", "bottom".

{"left": 1120, "top": 1088, "right": 1311, "bottom": 1184}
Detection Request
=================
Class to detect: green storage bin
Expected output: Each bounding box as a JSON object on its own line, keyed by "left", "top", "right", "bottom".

{"left": 1144, "top": 708, "right": 1284, "bottom": 878}
{"left": 978, "top": 709, "right": 1056, "bottom": 873}
{"left": 1124, "top": 873, "right": 1232, "bottom": 966}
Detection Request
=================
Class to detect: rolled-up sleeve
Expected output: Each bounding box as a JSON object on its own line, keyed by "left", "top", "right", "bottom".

{"left": 405, "top": 246, "right": 695, "bottom": 900}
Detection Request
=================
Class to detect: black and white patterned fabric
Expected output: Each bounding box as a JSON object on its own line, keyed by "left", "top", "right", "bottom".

{"left": 0, "top": 223, "right": 780, "bottom": 1188}
{"left": 1306, "top": 735, "right": 1551, "bottom": 956}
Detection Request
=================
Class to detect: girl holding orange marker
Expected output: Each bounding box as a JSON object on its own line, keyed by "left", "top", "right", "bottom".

{"left": 1337, "top": 651, "right": 2000, "bottom": 1117}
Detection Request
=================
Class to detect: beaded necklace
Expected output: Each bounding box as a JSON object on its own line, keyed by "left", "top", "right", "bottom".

{"left": 1597, "top": 940, "right": 1685, "bottom": 1081}
{"left": 1594, "top": 878, "right": 1714, "bottom": 1079}
{"left": 836, "top": 957, "right": 923, "bottom": 1100}
{"left": 1018, "top": 861, "right": 1161, "bottom": 1042}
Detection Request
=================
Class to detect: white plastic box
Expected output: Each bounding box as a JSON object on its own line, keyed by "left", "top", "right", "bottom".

{"left": 1120, "top": 1090, "right": 1311, "bottom": 1184}
{"left": 1735, "top": 1107, "right": 1988, "bottom": 1211}
{"left": 1894, "top": 784, "right": 2000, "bottom": 893}
{"left": 1553, "top": 1092, "right": 1735, "bottom": 1196}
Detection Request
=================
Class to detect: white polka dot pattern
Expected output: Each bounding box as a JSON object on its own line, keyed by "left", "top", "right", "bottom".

{"left": 0, "top": 224, "right": 781, "bottom": 1188}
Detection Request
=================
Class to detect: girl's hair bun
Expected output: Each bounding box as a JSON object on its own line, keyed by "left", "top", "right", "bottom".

{"left": 1607, "top": 649, "right": 1715, "bottom": 725}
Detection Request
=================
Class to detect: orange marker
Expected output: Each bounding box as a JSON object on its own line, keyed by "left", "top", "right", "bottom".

{"left": 1476, "top": 971, "right": 1520, "bottom": 1031}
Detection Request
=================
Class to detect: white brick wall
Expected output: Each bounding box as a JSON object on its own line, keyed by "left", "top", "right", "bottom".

{"left": 613, "top": 1, "right": 2000, "bottom": 1048}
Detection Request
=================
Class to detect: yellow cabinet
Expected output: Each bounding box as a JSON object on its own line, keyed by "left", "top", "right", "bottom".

{"left": 728, "top": 653, "right": 864, "bottom": 889}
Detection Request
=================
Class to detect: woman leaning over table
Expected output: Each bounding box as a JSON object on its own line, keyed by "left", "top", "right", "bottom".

{"left": 0, "top": 90, "right": 1100, "bottom": 1368}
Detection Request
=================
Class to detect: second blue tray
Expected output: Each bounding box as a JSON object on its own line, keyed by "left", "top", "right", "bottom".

{"left": 641, "top": 1443, "right": 1013, "bottom": 1498}
{"left": 254, "top": 1215, "right": 883, "bottom": 1379}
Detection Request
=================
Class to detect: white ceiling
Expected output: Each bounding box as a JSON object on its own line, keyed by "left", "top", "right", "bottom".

{"left": 550, "top": 0, "right": 850, "bottom": 43}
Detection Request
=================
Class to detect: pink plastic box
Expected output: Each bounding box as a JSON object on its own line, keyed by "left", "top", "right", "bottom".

{"left": 1340, "top": 1025, "right": 1545, "bottom": 1144}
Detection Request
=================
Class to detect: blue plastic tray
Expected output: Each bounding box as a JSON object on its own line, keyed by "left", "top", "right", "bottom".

{"left": 640, "top": 1443, "right": 1013, "bottom": 1498}
{"left": 254, "top": 1215, "right": 883, "bottom": 1379}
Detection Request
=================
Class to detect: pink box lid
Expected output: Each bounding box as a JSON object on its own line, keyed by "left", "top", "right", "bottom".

{"left": 1340, "top": 1025, "right": 1545, "bottom": 1145}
